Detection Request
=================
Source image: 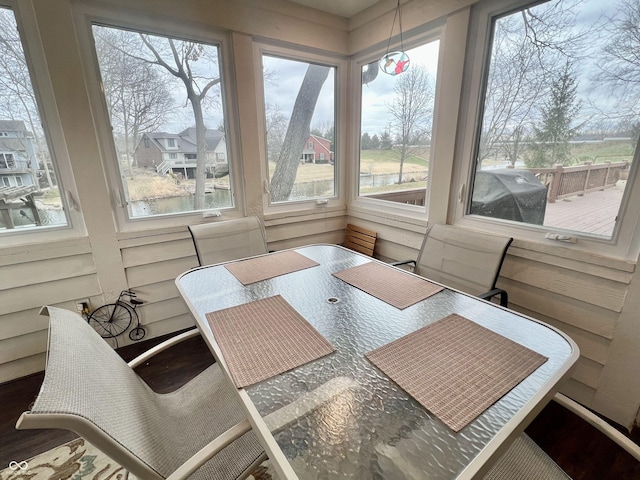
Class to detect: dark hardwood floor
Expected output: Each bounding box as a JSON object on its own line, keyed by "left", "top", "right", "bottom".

{"left": 1, "top": 331, "right": 638, "bottom": 479}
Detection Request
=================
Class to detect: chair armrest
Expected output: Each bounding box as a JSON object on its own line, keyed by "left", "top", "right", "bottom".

{"left": 478, "top": 288, "right": 509, "bottom": 307}
{"left": 391, "top": 259, "right": 416, "bottom": 268}
{"left": 165, "top": 419, "right": 253, "bottom": 480}
{"left": 127, "top": 328, "right": 199, "bottom": 368}
{"left": 553, "top": 393, "right": 640, "bottom": 462}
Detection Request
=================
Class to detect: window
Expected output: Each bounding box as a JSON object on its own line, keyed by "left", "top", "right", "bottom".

{"left": 91, "top": 23, "right": 233, "bottom": 220}
{"left": 262, "top": 54, "right": 336, "bottom": 203}
{"left": 0, "top": 6, "right": 71, "bottom": 234}
{"left": 0, "top": 153, "right": 14, "bottom": 168}
{"left": 466, "top": 0, "right": 638, "bottom": 241}
{"left": 357, "top": 40, "right": 440, "bottom": 207}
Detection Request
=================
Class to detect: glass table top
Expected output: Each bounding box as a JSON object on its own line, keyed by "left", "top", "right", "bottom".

{"left": 177, "top": 244, "right": 577, "bottom": 479}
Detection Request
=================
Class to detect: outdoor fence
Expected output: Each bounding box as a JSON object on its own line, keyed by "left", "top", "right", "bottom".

{"left": 528, "top": 161, "right": 628, "bottom": 203}
{"left": 366, "top": 188, "right": 426, "bottom": 205}
{"left": 365, "top": 161, "right": 629, "bottom": 207}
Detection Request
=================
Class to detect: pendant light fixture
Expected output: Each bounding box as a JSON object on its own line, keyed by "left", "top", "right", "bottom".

{"left": 380, "top": 0, "right": 409, "bottom": 76}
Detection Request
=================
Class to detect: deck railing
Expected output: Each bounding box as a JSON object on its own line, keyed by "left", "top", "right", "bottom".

{"left": 528, "top": 162, "right": 628, "bottom": 203}
{"left": 366, "top": 188, "right": 426, "bottom": 205}
{"left": 364, "top": 162, "right": 629, "bottom": 207}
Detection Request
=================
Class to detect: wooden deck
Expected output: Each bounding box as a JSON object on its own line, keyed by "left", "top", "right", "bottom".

{"left": 543, "top": 186, "right": 624, "bottom": 237}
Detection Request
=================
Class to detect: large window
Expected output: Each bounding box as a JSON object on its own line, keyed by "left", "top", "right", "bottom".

{"left": 358, "top": 40, "right": 440, "bottom": 207}
{"left": 0, "top": 7, "right": 69, "bottom": 233}
{"left": 91, "top": 24, "right": 233, "bottom": 220}
{"left": 261, "top": 54, "right": 336, "bottom": 204}
{"left": 469, "top": 0, "right": 639, "bottom": 240}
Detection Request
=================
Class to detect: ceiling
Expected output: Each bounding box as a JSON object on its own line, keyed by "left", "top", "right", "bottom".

{"left": 287, "top": 0, "right": 383, "bottom": 18}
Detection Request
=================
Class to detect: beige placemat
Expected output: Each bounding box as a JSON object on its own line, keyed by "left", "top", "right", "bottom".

{"left": 365, "top": 314, "right": 548, "bottom": 432}
{"left": 206, "top": 295, "right": 335, "bottom": 388}
{"left": 332, "top": 261, "right": 443, "bottom": 309}
{"left": 225, "top": 250, "right": 319, "bottom": 285}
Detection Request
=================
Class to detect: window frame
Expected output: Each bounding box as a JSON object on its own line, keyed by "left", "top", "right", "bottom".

{"left": 0, "top": 0, "right": 85, "bottom": 246}
{"left": 73, "top": 3, "right": 246, "bottom": 232}
{"left": 452, "top": 0, "right": 640, "bottom": 260}
{"left": 254, "top": 41, "right": 347, "bottom": 214}
{"left": 348, "top": 24, "right": 445, "bottom": 222}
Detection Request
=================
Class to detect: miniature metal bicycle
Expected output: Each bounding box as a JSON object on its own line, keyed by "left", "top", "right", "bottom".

{"left": 87, "top": 289, "right": 146, "bottom": 341}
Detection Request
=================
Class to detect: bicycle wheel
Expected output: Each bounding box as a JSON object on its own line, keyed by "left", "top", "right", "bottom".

{"left": 129, "top": 326, "right": 146, "bottom": 341}
{"left": 88, "top": 303, "right": 132, "bottom": 338}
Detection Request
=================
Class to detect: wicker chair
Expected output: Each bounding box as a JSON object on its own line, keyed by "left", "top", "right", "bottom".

{"left": 16, "top": 306, "right": 265, "bottom": 480}
{"left": 188, "top": 217, "right": 268, "bottom": 266}
{"left": 393, "top": 224, "right": 513, "bottom": 307}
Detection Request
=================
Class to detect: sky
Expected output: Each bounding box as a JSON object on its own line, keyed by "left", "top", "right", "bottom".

{"left": 360, "top": 41, "right": 440, "bottom": 135}
{"left": 138, "top": 0, "right": 630, "bottom": 138}
{"left": 262, "top": 41, "right": 440, "bottom": 137}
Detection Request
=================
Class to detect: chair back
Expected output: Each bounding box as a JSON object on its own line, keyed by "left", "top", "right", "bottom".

{"left": 17, "top": 307, "right": 266, "bottom": 480}
{"left": 17, "top": 307, "right": 167, "bottom": 478}
{"left": 189, "top": 216, "right": 268, "bottom": 266}
{"left": 343, "top": 223, "right": 377, "bottom": 257}
{"left": 415, "top": 224, "right": 512, "bottom": 297}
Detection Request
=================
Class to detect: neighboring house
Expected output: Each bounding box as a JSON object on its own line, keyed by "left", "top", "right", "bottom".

{"left": 300, "top": 134, "right": 333, "bottom": 164}
{"left": 134, "top": 127, "right": 227, "bottom": 178}
{"left": 0, "top": 120, "right": 37, "bottom": 190}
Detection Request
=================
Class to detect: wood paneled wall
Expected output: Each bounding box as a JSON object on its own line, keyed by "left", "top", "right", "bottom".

{"left": 0, "top": 211, "right": 349, "bottom": 384}
{"left": 0, "top": 238, "right": 102, "bottom": 383}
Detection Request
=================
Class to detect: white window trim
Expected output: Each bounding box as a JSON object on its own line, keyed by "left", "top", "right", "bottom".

{"left": 253, "top": 41, "right": 347, "bottom": 215}
{"left": 452, "top": 0, "right": 640, "bottom": 260}
{"left": 348, "top": 23, "right": 446, "bottom": 224}
{"left": 0, "top": 0, "right": 85, "bottom": 247}
{"left": 72, "top": 2, "right": 247, "bottom": 232}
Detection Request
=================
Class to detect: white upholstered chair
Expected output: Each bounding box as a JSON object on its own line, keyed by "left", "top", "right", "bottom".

{"left": 188, "top": 217, "right": 268, "bottom": 266}
{"left": 16, "top": 306, "right": 266, "bottom": 480}
{"left": 394, "top": 224, "right": 513, "bottom": 307}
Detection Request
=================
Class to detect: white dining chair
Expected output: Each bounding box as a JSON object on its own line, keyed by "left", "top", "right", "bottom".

{"left": 188, "top": 216, "right": 268, "bottom": 266}
{"left": 484, "top": 393, "right": 640, "bottom": 479}
{"left": 393, "top": 223, "right": 513, "bottom": 306}
{"left": 16, "top": 306, "right": 266, "bottom": 480}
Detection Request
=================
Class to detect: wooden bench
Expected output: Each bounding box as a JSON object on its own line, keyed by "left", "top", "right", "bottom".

{"left": 343, "top": 223, "right": 377, "bottom": 257}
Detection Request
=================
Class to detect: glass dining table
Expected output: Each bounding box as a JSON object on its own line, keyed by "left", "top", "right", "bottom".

{"left": 175, "top": 244, "right": 579, "bottom": 479}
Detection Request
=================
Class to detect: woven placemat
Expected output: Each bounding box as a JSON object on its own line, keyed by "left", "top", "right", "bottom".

{"left": 365, "top": 314, "right": 548, "bottom": 432}
{"left": 332, "top": 261, "right": 443, "bottom": 309}
{"left": 206, "top": 295, "right": 335, "bottom": 388}
{"left": 225, "top": 250, "right": 319, "bottom": 285}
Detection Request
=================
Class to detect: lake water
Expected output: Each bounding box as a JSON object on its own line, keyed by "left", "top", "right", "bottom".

{"left": 5, "top": 174, "right": 421, "bottom": 228}
{"left": 129, "top": 190, "right": 233, "bottom": 217}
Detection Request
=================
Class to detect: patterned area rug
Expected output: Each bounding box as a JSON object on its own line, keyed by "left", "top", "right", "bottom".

{"left": 0, "top": 437, "right": 275, "bottom": 480}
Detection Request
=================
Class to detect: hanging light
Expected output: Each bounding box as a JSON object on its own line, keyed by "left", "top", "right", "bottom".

{"left": 380, "top": 0, "right": 409, "bottom": 76}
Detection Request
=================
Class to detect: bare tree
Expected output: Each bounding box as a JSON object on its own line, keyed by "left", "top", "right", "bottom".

{"left": 266, "top": 59, "right": 379, "bottom": 202}
{"left": 93, "top": 27, "right": 175, "bottom": 175}
{"left": 116, "top": 33, "right": 222, "bottom": 209}
{"left": 265, "top": 102, "right": 288, "bottom": 163}
{"left": 270, "top": 64, "right": 330, "bottom": 202}
{"left": 596, "top": 0, "right": 640, "bottom": 124}
{"left": 0, "top": 10, "right": 52, "bottom": 189}
{"left": 480, "top": 0, "right": 588, "bottom": 166}
{"left": 386, "top": 65, "right": 434, "bottom": 184}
